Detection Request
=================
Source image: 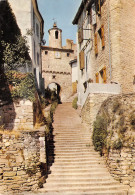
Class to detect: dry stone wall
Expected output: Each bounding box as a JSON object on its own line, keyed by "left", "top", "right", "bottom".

{"left": 96, "top": 93, "right": 135, "bottom": 187}
{"left": 81, "top": 93, "right": 113, "bottom": 132}
{"left": 0, "top": 128, "right": 46, "bottom": 193}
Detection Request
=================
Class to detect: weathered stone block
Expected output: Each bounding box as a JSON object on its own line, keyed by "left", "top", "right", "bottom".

{"left": 3, "top": 172, "right": 16, "bottom": 177}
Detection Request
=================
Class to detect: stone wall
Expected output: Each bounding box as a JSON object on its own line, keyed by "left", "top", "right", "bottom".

{"left": 0, "top": 128, "right": 46, "bottom": 193}
{"left": 0, "top": 100, "right": 33, "bottom": 130}
{"left": 96, "top": 93, "right": 135, "bottom": 187}
{"left": 0, "top": 94, "right": 45, "bottom": 130}
{"left": 81, "top": 93, "right": 116, "bottom": 132}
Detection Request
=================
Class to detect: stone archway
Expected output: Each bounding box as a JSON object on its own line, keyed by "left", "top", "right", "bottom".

{"left": 48, "top": 82, "right": 61, "bottom": 96}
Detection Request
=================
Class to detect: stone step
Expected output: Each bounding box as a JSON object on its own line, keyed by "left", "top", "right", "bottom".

{"left": 49, "top": 149, "right": 98, "bottom": 153}
{"left": 44, "top": 181, "right": 119, "bottom": 189}
{"left": 49, "top": 164, "right": 107, "bottom": 169}
{"left": 38, "top": 190, "right": 128, "bottom": 195}
{"left": 53, "top": 134, "right": 91, "bottom": 137}
{"left": 53, "top": 136, "right": 90, "bottom": 141}
{"left": 52, "top": 157, "right": 104, "bottom": 164}
{"left": 46, "top": 177, "right": 115, "bottom": 183}
{"left": 48, "top": 153, "right": 101, "bottom": 158}
{"left": 42, "top": 185, "right": 128, "bottom": 192}
{"left": 50, "top": 160, "right": 105, "bottom": 166}
{"left": 49, "top": 168, "right": 109, "bottom": 174}
{"left": 46, "top": 172, "right": 111, "bottom": 178}
{"left": 49, "top": 143, "right": 92, "bottom": 147}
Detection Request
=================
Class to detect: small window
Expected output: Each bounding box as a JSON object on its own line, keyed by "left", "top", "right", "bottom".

{"left": 34, "top": 41, "right": 36, "bottom": 63}
{"left": 33, "top": 9, "right": 35, "bottom": 32}
{"left": 55, "top": 31, "right": 58, "bottom": 39}
{"left": 36, "top": 23, "right": 39, "bottom": 38}
{"left": 45, "top": 51, "right": 48, "bottom": 55}
{"left": 37, "top": 52, "right": 39, "bottom": 65}
{"left": 94, "top": 33, "right": 98, "bottom": 55}
{"left": 67, "top": 53, "right": 70, "bottom": 57}
{"left": 52, "top": 75, "right": 56, "bottom": 79}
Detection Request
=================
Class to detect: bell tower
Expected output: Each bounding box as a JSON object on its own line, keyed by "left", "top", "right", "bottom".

{"left": 48, "top": 22, "right": 62, "bottom": 48}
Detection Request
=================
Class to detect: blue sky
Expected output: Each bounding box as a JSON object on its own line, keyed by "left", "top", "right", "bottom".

{"left": 37, "top": 0, "right": 82, "bottom": 46}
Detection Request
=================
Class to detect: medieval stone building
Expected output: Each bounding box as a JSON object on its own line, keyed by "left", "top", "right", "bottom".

{"left": 73, "top": 0, "right": 135, "bottom": 107}
{"left": 42, "top": 23, "right": 77, "bottom": 102}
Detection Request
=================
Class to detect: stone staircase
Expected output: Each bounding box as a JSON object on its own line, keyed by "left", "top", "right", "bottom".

{"left": 39, "top": 103, "right": 129, "bottom": 195}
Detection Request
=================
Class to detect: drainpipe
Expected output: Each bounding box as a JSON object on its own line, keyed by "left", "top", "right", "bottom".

{"left": 108, "top": 0, "right": 112, "bottom": 81}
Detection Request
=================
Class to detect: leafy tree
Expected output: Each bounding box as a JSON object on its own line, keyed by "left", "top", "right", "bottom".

{"left": 2, "top": 35, "right": 31, "bottom": 70}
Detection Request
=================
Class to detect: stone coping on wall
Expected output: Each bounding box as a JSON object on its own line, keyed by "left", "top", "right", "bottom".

{"left": 78, "top": 83, "right": 121, "bottom": 107}
{"left": 88, "top": 83, "right": 121, "bottom": 94}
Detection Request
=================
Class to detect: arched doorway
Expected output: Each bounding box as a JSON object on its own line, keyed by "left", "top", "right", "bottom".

{"left": 48, "top": 82, "right": 61, "bottom": 101}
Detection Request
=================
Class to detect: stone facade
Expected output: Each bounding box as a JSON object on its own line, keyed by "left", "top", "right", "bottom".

{"left": 42, "top": 23, "right": 77, "bottom": 102}
{"left": 0, "top": 128, "right": 46, "bottom": 193}
{"left": 73, "top": 0, "right": 135, "bottom": 107}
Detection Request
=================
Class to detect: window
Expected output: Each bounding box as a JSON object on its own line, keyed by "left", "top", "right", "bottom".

{"left": 79, "top": 50, "right": 85, "bottom": 70}
{"left": 92, "top": 3, "right": 96, "bottom": 25}
{"left": 36, "top": 23, "right": 39, "bottom": 38}
{"left": 95, "top": 73, "right": 99, "bottom": 83}
{"left": 99, "top": 67, "right": 107, "bottom": 83}
{"left": 94, "top": 33, "right": 98, "bottom": 55}
{"left": 34, "top": 41, "right": 36, "bottom": 63}
{"left": 55, "top": 31, "right": 58, "bottom": 39}
{"left": 67, "top": 53, "right": 70, "bottom": 57}
{"left": 101, "top": 25, "right": 105, "bottom": 48}
{"left": 45, "top": 51, "right": 48, "bottom": 55}
{"left": 37, "top": 52, "right": 39, "bottom": 65}
{"left": 33, "top": 9, "right": 35, "bottom": 32}
{"left": 97, "top": 0, "right": 101, "bottom": 16}
{"left": 52, "top": 75, "right": 56, "bottom": 79}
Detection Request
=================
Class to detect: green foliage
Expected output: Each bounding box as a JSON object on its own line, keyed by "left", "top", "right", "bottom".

{"left": 72, "top": 97, "right": 78, "bottom": 110}
{"left": 112, "top": 139, "right": 123, "bottom": 150}
{"left": 129, "top": 111, "right": 135, "bottom": 129}
{"left": 112, "top": 100, "right": 121, "bottom": 113}
{"left": 6, "top": 71, "right": 36, "bottom": 101}
{"left": 2, "top": 35, "right": 31, "bottom": 70}
{"left": 44, "top": 88, "right": 60, "bottom": 104}
{"left": 45, "top": 101, "right": 58, "bottom": 137}
{"left": 26, "top": 165, "right": 38, "bottom": 176}
{"left": 92, "top": 116, "right": 108, "bottom": 155}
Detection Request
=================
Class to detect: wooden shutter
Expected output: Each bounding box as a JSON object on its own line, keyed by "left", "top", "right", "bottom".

{"left": 79, "top": 51, "right": 85, "bottom": 70}
{"left": 98, "top": 0, "right": 101, "bottom": 15}
{"left": 101, "top": 25, "right": 105, "bottom": 48}
{"left": 96, "top": 73, "right": 99, "bottom": 83}
{"left": 103, "top": 67, "right": 107, "bottom": 83}
{"left": 94, "top": 33, "right": 98, "bottom": 55}
{"left": 78, "top": 28, "right": 83, "bottom": 43}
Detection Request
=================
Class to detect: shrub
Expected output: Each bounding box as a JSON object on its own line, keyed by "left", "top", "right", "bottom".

{"left": 72, "top": 97, "right": 78, "bottom": 109}
{"left": 92, "top": 116, "right": 108, "bottom": 155}
{"left": 129, "top": 111, "right": 135, "bottom": 130}
{"left": 112, "top": 139, "right": 123, "bottom": 150}
{"left": 113, "top": 100, "right": 121, "bottom": 113}
{"left": 45, "top": 101, "right": 58, "bottom": 137}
